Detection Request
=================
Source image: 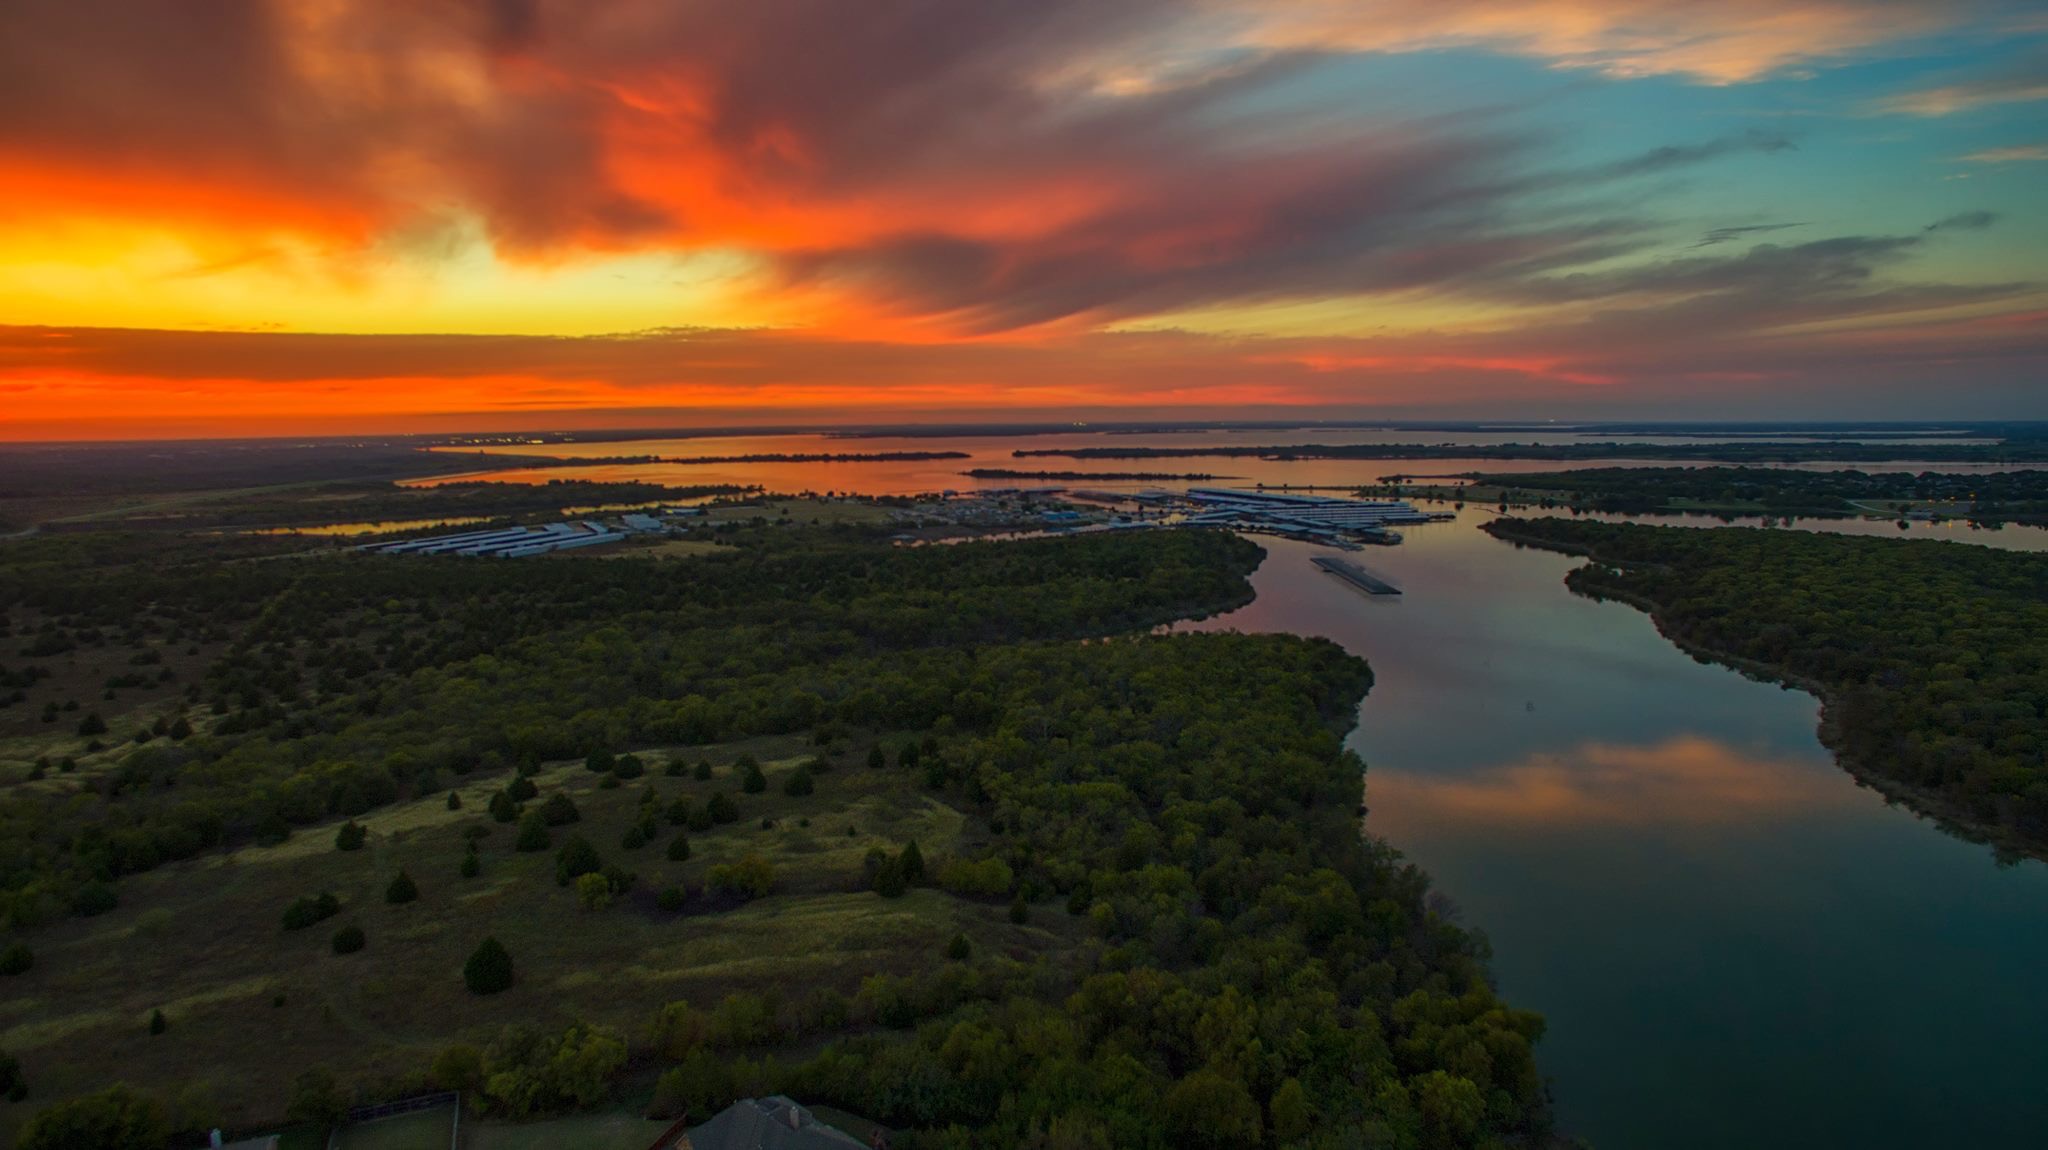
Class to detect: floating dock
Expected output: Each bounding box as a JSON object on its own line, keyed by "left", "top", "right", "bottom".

{"left": 1313, "top": 555, "right": 1401, "bottom": 595}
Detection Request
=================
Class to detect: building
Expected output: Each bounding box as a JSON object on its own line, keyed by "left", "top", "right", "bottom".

{"left": 676, "top": 1096, "right": 871, "bottom": 1150}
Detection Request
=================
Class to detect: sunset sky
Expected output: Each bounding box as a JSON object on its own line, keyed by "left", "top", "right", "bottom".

{"left": 2, "top": 0, "right": 2044, "bottom": 439}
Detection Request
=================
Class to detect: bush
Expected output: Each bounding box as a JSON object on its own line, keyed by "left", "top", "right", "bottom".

{"left": 575, "top": 872, "right": 613, "bottom": 910}
{"left": 147, "top": 1009, "right": 166, "bottom": 1036}
{"left": 556, "top": 836, "right": 603, "bottom": 886}
{"left": 538, "top": 792, "right": 580, "bottom": 826}
{"left": 782, "top": 767, "right": 813, "bottom": 797}
{"left": 899, "top": 839, "right": 926, "bottom": 883}
{"left": 693, "top": 759, "right": 713, "bottom": 781}
{"left": 460, "top": 851, "right": 481, "bottom": 879}
{"left": 488, "top": 790, "right": 520, "bottom": 823}
{"left": 445, "top": 791, "right": 462, "bottom": 811}
{"left": 331, "top": 925, "right": 365, "bottom": 954}
{"left": 464, "top": 937, "right": 514, "bottom": 995}
{"left": 73, "top": 881, "right": 118, "bottom": 918}
{"left": 666, "top": 834, "right": 692, "bottom": 862}
{"left": 946, "top": 933, "right": 971, "bottom": 961}
{"left": 0, "top": 942, "right": 32, "bottom": 976}
{"left": 613, "top": 754, "right": 645, "bottom": 780}
{"left": 707, "top": 855, "right": 775, "bottom": 900}
{"left": 385, "top": 870, "right": 419, "bottom": 904}
{"left": 429, "top": 1044, "right": 485, "bottom": 1094}
{"left": 657, "top": 886, "right": 686, "bottom": 912}
{"left": 585, "top": 749, "right": 615, "bottom": 774}
{"left": 282, "top": 892, "right": 341, "bottom": 931}
{"left": 866, "top": 745, "right": 886, "bottom": 770}
{"left": 740, "top": 761, "right": 766, "bottom": 794}
{"left": 666, "top": 797, "right": 693, "bottom": 825}
{"left": 664, "top": 759, "right": 685, "bottom": 777}
{"left": 286, "top": 1067, "right": 349, "bottom": 1126}
{"left": 865, "top": 848, "right": 906, "bottom": 898}
{"left": 621, "top": 826, "right": 648, "bottom": 850}
{"left": 937, "top": 857, "right": 1014, "bottom": 898}
{"left": 515, "top": 811, "right": 551, "bottom": 852}
{"left": 507, "top": 776, "right": 538, "bottom": 802}
{"left": 0, "top": 1049, "right": 22, "bottom": 1102}
{"left": 686, "top": 804, "right": 716, "bottom": 832}
{"left": 707, "top": 792, "right": 738, "bottom": 824}
{"left": 75, "top": 712, "right": 107, "bottom": 737}
{"left": 334, "top": 821, "right": 366, "bottom": 851}
{"left": 17, "top": 1084, "right": 168, "bottom": 1150}
{"left": 1009, "top": 893, "right": 1030, "bottom": 924}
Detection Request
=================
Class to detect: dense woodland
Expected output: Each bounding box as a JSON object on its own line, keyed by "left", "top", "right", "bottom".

{"left": 1486, "top": 518, "right": 2048, "bottom": 855}
{"left": 0, "top": 521, "right": 1555, "bottom": 1147}
{"left": 1453, "top": 468, "right": 2048, "bottom": 522}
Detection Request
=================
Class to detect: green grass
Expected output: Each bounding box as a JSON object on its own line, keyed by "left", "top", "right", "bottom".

{"left": 332, "top": 1107, "right": 456, "bottom": 1150}
{"left": 466, "top": 1110, "right": 674, "bottom": 1150}
{"left": 0, "top": 734, "right": 1037, "bottom": 1141}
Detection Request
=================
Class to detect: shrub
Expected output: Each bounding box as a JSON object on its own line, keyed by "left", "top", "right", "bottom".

{"left": 693, "top": 759, "right": 713, "bottom": 780}
{"left": 73, "top": 881, "right": 118, "bottom": 917}
{"left": 460, "top": 851, "right": 481, "bottom": 879}
{"left": 538, "top": 792, "right": 580, "bottom": 826}
{"left": 707, "top": 792, "right": 738, "bottom": 824}
{"left": 621, "top": 826, "right": 648, "bottom": 850}
{"left": 866, "top": 745, "right": 886, "bottom": 770}
{"left": 1009, "top": 894, "right": 1029, "bottom": 924}
{"left": 556, "top": 836, "right": 602, "bottom": 886}
{"left": 740, "top": 761, "right": 766, "bottom": 794}
{"left": 282, "top": 892, "right": 341, "bottom": 931}
{"left": 899, "top": 839, "right": 926, "bottom": 883}
{"left": 445, "top": 791, "right": 462, "bottom": 811}
{"left": 515, "top": 811, "right": 551, "bottom": 852}
{"left": 507, "top": 776, "right": 538, "bottom": 802}
{"left": 385, "top": 870, "right": 419, "bottom": 905}
{"left": 0, "top": 942, "right": 32, "bottom": 976}
{"left": 782, "top": 767, "right": 814, "bottom": 797}
{"left": 331, "top": 925, "right": 365, "bottom": 955}
{"left": 657, "top": 886, "right": 686, "bottom": 912}
{"left": 147, "top": 1009, "right": 166, "bottom": 1036}
{"left": 946, "top": 934, "right": 971, "bottom": 961}
{"left": 0, "top": 1049, "right": 22, "bottom": 1102}
{"left": 865, "top": 848, "right": 906, "bottom": 898}
{"left": 666, "top": 834, "right": 692, "bottom": 862}
{"left": 286, "top": 1067, "right": 349, "bottom": 1126}
{"left": 429, "top": 1044, "right": 485, "bottom": 1094}
{"left": 334, "top": 821, "right": 366, "bottom": 851}
{"left": 613, "top": 754, "right": 645, "bottom": 780}
{"left": 585, "top": 749, "right": 614, "bottom": 774}
{"left": 898, "top": 742, "right": 920, "bottom": 769}
{"left": 664, "top": 759, "right": 685, "bottom": 778}
{"left": 464, "top": 937, "right": 514, "bottom": 995}
{"left": 571, "top": 872, "right": 611, "bottom": 911}
{"left": 17, "top": 1084, "right": 168, "bottom": 1150}
{"left": 938, "top": 857, "right": 1014, "bottom": 898}
{"left": 75, "top": 712, "right": 107, "bottom": 737}
{"left": 488, "top": 790, "right": 520, "bottom": 823}
{"left": 707, "top": 855, "right": 775, "bottom": 900}
{"left": 686, "top": 804, "right": 715, "bottom": 832}
{"left": 666, "top": 797, "right": 693, "bottom": 825}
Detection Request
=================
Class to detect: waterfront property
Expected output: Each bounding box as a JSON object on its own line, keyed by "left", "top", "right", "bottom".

{"left": 356, "top": 520, "right": 629, "bottom": 558}
{"left": 1177, "top": 487, "right": 1450, "bottom": 545}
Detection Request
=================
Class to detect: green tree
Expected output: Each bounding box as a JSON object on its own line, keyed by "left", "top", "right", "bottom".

{"left": 286, "top": 1067, "right": 348, "bottom": 1127}
{"left": 147, "top": 1009, "right": 166, "bottom": 1036}
{"left": 445, "top": 791, "right": 462, "bottom": 811}
{"left": 945, "top": 933, "right": 971, "bottom": 961}
{"left": 515, "top": 811, "right": 551, "bottom": 852}
{"left": 1270, "top": 1077, "right": 1311, "bottom": 1143}
{"left": 585, "top": 749, "right": 615, "bottom": 774}
{"left": 73, "top": 881, "right": 118, "bottom": 917}
{"left": 1161, "top": 1069, "right": 1262, "bottom": 1150}
{"left": 782, "top": 766, "right": 813, "bottom": 797}
{"left": 666, "top": 834, "right": 692, "bottom": 862}
{"left": 385, "top": 870, "right": 418, "bottom": 904}
{"left": 429, "top": 1044, "right": 485, "bottom": 1093}
{"left": 460, "top": 850, "right": 481, "bottom": 879}
{"left": 331, "top": 925, "right": 366, "bottom": 954}
{"left": 899, "top": 839, "right": 926, "bottom": 883}
{"left": 488, "top": 790, "right": 520, "bottom": 823}
{"left": 538, "top": 792, "right": 580, "bottom": 826}
{"left": 17, "top": 1084, "right": 169, "bottom": 1150}
{"left": 708, "top": 855, "right": 775, "bottom": 900}
{"left": 693, "top": 759, "right": 713, "bottom": 781}
{"left": 556, "top": 836, "right": 602, "bottom": 886}
{"left": 740, "top": 760, "right": 767, "bottom": 794}
{"left": 866, "top": 745, "right": 886, "bottom": 770}
{"left": 75, "top": 712, "right": 106, "bottom": 737}
{"left": 707, "top": 792, "right": 738, "bottom": 823}
{"left": 464, "top": 937, "right": 514, "bottom": 995}
{"left": 334, "top": 820, "right": 366, "bottom": 851}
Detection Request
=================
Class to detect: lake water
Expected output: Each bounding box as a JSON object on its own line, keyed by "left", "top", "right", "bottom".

{"left": 434, "top": 429, "right": 2048, "bottom": 1145}
{"left": 1180, "top": 519, "right": 2048, "bottom": 1150}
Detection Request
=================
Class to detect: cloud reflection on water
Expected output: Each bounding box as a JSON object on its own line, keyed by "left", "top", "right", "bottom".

{"left": 1369, "top": 734, "right": 1855, "bottom": 828}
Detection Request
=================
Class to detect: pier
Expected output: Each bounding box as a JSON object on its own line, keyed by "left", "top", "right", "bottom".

{"left": 1313, "top": 555, "right": 1402, "bottom": 595}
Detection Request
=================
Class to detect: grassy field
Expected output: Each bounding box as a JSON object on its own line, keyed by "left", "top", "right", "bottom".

{"left": 331, "top": 1107, "right": 456, "bottom": 1150}
{"left": 0, "top": 734, "right": 1050, "bottom": 1140}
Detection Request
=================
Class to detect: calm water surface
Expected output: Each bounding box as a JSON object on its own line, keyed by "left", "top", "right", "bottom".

{"left": 1182, "top": 519, "right": 2048, "bottom": 1149}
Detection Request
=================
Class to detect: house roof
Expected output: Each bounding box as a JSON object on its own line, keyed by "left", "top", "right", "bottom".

{"left": 682, "top": 1096, "right": 868, "bottom": 1150}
